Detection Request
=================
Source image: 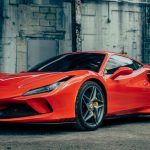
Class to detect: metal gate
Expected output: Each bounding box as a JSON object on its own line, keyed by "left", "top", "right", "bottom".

{"left": 142, "top": 4, "right": 150, "bottom": 64}
{"left": 27, "top": 40, "right": 58, "bottom": 69}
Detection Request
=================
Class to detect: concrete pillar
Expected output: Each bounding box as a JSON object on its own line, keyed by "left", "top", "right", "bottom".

{"left": 72, "top": 0, "right": 82, "bottom": 52}
{"left": 2, "top": 0, "right": 18, "bottom": 73}
{"left": 75, "top": 0, "right": 82, "bottom": 51}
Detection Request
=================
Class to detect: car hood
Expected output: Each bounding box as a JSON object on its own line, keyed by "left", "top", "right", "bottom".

{"left": 0, "top": 70, "right": 91, "bottom": 99}
{"left": 0, "top": 72, "right": 69, "bottom": 88}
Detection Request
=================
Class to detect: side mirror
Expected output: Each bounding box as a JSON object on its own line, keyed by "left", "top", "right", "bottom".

{"left": 110, "top": 67, "right": 133, "bottom": 80}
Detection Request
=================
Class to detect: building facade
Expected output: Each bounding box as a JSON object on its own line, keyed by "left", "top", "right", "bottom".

{"left": 0, "top": 0, "right": 150, "bottom": 73}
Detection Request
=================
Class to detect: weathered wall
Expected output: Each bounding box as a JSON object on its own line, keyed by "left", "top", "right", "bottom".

{"left": 0, "top": 0, "right": 148, "bottom": 73}
{"left": 82, "top": 0, "right": 142, "bottom": 61}
{"left": 0, "top": 0, "right": 4, "bottom": 71}
{"left": 0, "top": 0, "right": 72, "bottom": 73}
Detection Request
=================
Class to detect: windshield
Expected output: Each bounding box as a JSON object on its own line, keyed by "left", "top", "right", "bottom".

{"left": 28, "top": 53, "right": 105, "bottom": 73}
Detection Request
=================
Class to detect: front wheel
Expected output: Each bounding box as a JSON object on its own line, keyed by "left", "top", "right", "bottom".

{"left": 75, "top": 81, "right": 106, "bottom": 131}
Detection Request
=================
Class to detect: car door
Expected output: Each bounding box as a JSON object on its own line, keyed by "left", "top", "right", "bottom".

{"left": 104, "top": 54, "right": 150, "bottom": 115}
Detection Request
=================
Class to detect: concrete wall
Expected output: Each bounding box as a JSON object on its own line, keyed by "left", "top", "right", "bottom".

{"left": 0, "top": 0, "right": 72, "bottom": 73}
{"left": 0, "top": 0, "right": 147, "bottom": 73}
{"left": 82, "top": 0, "right": 142, "bottom": 61}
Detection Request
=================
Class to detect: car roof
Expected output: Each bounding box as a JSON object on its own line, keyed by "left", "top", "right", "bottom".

{"left": 65, "top": 51, "right": 120, "bottom": 56}
{"left": 64, "top": 51, "right": 143, "bottom": 64}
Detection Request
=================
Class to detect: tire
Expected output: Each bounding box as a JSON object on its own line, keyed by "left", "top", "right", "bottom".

{"left": 75, "top": 81, "right": 106, "bottom": 131}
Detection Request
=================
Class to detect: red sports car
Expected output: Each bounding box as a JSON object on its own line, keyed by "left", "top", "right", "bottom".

{"left": 0, "top": 52, "right": 150, "bottom": 130}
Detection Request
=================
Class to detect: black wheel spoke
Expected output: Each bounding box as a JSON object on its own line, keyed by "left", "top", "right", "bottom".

{"left": 83, "top": 109, "right": 90, "bottom": 119}
{"left": 94, "top": 108, "right": 99, "bottom": 122}
{"left": 82, "top": 97, "right": 89, "bottom": 109}
{"left": 90, "top": 87, "right": 97, "bottom": 102}
{"left": 98, "top": 104, "right": 104, "bottom": 109}
{"left": 96, "top": 98, "right": 104, "bottom": 103}
{"left": 83, "top": 94, "right": 90, "bottom": 101}
{"left": 84, "top": 111, "right": 94, "bottom": 122}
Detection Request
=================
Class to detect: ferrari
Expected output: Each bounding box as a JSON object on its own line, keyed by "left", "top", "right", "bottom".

{"left": 0, "top": 51, "right": 150, "bottom": 130}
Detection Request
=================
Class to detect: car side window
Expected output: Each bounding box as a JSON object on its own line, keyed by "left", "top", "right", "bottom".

{"left": 105, "top": 55, "right": 143, "bottom": 75}
{"left": 133, "top": 61, "right": 143, "bottom": 70}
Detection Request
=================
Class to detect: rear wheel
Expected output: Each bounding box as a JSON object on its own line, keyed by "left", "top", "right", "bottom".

{"left": 75, "top": 81, "right": 106, "bottom": 131}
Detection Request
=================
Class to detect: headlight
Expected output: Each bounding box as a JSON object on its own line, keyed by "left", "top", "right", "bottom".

{"left": 23, "top": 76, "right": 73, "bottom": 96}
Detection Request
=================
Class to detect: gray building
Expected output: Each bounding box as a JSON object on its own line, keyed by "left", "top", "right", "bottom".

{"left": 0, "top": 0, "right": 150, "bottom": 73}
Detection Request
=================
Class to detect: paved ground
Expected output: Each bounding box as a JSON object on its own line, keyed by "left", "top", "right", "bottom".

{"left": 0, "top": 116, "right": 149, "bottom": 150}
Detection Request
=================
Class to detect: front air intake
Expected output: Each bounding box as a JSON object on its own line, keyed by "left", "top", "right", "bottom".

{"left": 0, "top": 103, "right": 38, "bottom": 119}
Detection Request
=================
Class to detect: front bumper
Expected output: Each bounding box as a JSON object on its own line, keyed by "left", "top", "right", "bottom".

{"left": 0, "top": 86, "right": 78, "bottom": 123}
